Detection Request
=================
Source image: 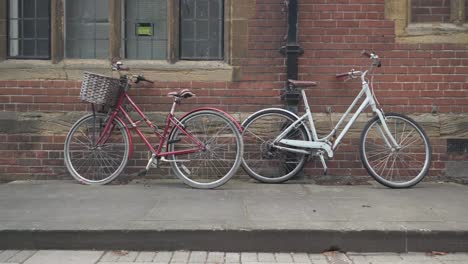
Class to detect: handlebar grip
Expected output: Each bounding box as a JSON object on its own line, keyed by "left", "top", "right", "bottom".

{"left": 336, "top": 73, "right": 349, "bottom": 78}
{"left": 361, "top": 50, "right": 372, "bottom": 58}
{"left": 135, "top": 75, "right": 154, "bottom": 84}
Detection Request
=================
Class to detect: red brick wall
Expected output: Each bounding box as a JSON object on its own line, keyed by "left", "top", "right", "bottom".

{"left": 1, "top": 0, "right": 467, "bottom": 183}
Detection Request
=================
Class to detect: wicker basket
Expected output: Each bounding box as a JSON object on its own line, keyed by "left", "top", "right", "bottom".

{"left": 80, "top": 72, "right": 122, "bottom": 107}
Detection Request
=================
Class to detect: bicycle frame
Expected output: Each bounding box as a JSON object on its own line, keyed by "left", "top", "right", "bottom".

{"left": 274, "top": 70, "right": 400, "bottom": 158}
{"left": 94, "top": 91, "right": 210, "bottom": 161}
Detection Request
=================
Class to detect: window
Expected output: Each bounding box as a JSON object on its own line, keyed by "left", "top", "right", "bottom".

{"left": 124, "top": 0, "right": 167, "bottom": 60}
{"left": 386, "top": 0, "right": 468, "bottom": 44}
{"left": 65, "top": 0, "right": 109, "bottom": 59}
{"left": 411, "top": 0, "right": 467, "bottom": 24}
{"left": 2, "top": 0, "right": 229, "bottom": 62}
{"left": 180, "top": 0, "right": 224, "bottom": 60}
{"left": 7, "top": 0, "right": 50, "bottom": 59}
{"left": 411, "top": 0, "right": 451, "bottom": 23}
{"left": 121, "top": 0, "right": 224, "bottom": 61}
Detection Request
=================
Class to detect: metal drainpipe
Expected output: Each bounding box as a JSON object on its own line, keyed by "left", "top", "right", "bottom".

{"left": 279, "top": 0, "right": 303, "bottom": 114}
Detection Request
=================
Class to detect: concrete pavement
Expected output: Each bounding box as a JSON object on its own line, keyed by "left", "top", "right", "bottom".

{"left": 1, "top": 180, "right": 468, "bottom": 252}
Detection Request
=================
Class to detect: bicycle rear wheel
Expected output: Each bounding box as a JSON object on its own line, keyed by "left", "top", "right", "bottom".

{"left": 167, "top": 110, "right": 243, "bottom": 189}
{"left": 360, "top": 113, "right": 431, "bottom": 188}
{"left": 64, "top": 113, "right": 130, "bottom": 185}
{"left": 241, "top": 109, "right": 309, "bottom": 183}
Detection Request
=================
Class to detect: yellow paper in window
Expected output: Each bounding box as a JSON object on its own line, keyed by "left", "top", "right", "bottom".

{"left": 136, "top": 23, "right": 153, "bottom": 36}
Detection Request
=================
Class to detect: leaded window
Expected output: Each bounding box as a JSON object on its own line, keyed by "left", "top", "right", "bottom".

{"left": 124, "top": 0, "right": 167, "bottom": 60}
{"left": 180, "top": 0, "right": 223, "bottom": 60}
{"left": 65, "top": 0, "right": 109, "bottom": 59}
{"left": 8, "top": 0, "right": 50, "bottom": 59}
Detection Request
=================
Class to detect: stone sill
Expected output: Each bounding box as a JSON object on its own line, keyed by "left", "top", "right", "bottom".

{"left": 405, "top": 23, "right": 468, "bottom": 35}
{"left": 397, "top": 23, "right": 468, "bottom": 44}
{"left": 0, "top": 59, "right": 233, "bottom": 82}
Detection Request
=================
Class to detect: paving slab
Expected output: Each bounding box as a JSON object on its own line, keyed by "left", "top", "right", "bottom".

{"left": 22, "top": 250, "right": 103, "bottom": 264}
{"left": 1, "top": 180, "right": 468, "bottom": 252}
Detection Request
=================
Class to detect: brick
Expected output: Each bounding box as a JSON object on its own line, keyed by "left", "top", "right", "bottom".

{"left": 10, "top": 96, "right": 33, "bottom": 103}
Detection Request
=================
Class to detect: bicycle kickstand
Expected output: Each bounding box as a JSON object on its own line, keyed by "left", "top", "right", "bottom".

{"left": 318, "top": 152, "right": 328, "bottom": 175}
{"left": 138, "top": 154, "right": 158, "bottom": 177}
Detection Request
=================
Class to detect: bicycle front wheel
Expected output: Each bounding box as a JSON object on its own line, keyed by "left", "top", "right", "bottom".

{"left": 360, "top": 113, "right": 431, "bottom": 188}
{"left": 64, "top": 113, "right": 130, "bottom": 185}
{"left": 241, "top": 109, "right": 309, "bottom": 183}
{"left": 167, "top": 110, "right": 243, "bottom": 189}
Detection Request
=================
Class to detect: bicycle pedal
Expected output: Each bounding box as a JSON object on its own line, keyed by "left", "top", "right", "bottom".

{"left": 146, "top": 154, "right": 158, "bottom": 170}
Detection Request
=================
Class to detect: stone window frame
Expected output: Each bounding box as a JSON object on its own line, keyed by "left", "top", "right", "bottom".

{"left": 386, "top": 0, "right": 468, "bottom": 44}
{"left": 0, "top": 0, "right": 254, "bottom": 81}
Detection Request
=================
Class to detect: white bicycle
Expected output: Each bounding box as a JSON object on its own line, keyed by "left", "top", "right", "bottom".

{"left": 241, "top": 51, "right": 432, "bottom": 188}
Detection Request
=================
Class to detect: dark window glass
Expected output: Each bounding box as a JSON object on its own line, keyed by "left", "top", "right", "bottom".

{"left": 180, "top": 0, "right": 223, "bottom": 60}
{"left": 466, "top": 0, "right": 468, "bottom": 21}
{"left": 124, "top": 0, "right": 167, "bottom": 60}
{"left": 8, "top": 0, "right": 50, "bottom": 59}
{"left": 65, "top": 0, "right": 109, "bottom": 59}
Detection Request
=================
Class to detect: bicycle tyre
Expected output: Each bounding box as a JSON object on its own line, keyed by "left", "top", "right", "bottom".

{"left": 167, "top": 110, "right": 243, "bottom": 189}
{"left": 241, "top": 109, "right": 310, "bottom": 183}
{"left": 359, "top": 113, "right": 432, "bottom": 188}
{"left": 64, "top": 113, "right": 130, "bottom": 185}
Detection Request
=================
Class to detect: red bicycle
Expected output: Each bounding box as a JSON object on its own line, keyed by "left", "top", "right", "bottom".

{"left": 64, "top": 62, "right": 243, "bottom": 189}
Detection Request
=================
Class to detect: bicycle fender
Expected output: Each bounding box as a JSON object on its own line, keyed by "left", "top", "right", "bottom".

{"left": 178, "top": 107, "right": 243, "bottom": 132}
{"left": 242, "top": 108, "right": 312, "bottom": 142}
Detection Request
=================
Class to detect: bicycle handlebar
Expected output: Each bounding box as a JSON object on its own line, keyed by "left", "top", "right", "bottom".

{"left": 111, "top": 62, "right": 154, "bottom": 85}
{"left": 336, "top": 51, "right": 382, "bottom": 79}
{"left": 362, "top": 50, "right": 382, "bottom": 67}
{"left": 335, "top": 72, "right": 349, "bottom": 78}
{"left": 336, "top": 70, "right": 363, "bottom": 79}
{"left": 134, "top": 75, "right": 154, "bottom": 84}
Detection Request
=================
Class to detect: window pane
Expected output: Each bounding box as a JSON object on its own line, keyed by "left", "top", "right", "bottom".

{"left": 9, "top": 0, "right": 19, "bottom": 18}
{"left": 37, "top": 19, "right": 49, "bottom": 38}
{"left": 23, "top": 0, "right": 36, "bottom": 18}
{"left": 66, "top": 0, "right": 109, "bottom": 58}
{"left": 22, "top": 40, "right": 35, "bottom": 56}
{"left": 180, "top": 0, "right": 223, "bottom": 60}
{"left": 466, "top": 0, "right": 468, "bottom": 22}
{"left": 37, "top": 40, "right": 49, "bottom": 56}
{"left": 196, "top": 0, "right": 209, "bottom": 19}
{"left": 37, "top": 0, "right": 49, "bottom": 17}
{"left": 8, "top": 0, "right": 50, "bottom": 58}
{"left": 411, "top": 0, "right": 450, "bottom": 23}
{"left": 22, "top": 20, "right": 36, "bottom": 38}
{"left": 124, "top": 0, "right": 167, "bottom": 60}
{"left": 68, "top": 39, "right": 107, "bottom": 59}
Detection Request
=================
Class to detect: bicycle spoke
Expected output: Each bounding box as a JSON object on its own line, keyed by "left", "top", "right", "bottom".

{"left": 168, "top": 111, "right": 242, "bottom": 188}
{"left": 65, "top": 113, "right": 129, "bottom": 185}
{"left": 362, "top": 114, "right": 431, "bottom": 188}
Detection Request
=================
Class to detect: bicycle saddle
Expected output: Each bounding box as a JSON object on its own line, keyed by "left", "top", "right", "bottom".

{"left": 167, "top": 89, "right": 195, "bottom": 99}
{"left": 288, "top": 79, "right": 318, "bottom": 88}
